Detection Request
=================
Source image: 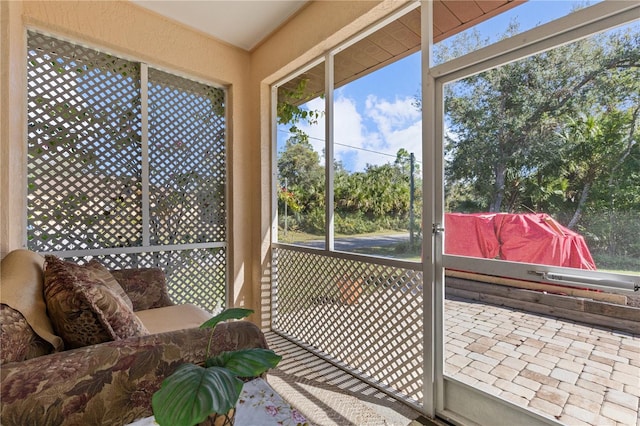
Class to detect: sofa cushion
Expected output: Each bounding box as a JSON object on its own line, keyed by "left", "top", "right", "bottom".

{"left": 0, "top": 249, "right": 64, "bottom": 352}
{"left": 135, "top": 304, "right": 211, "bottom": 334}
{"left": 43, "top": 256, "right": 149, "bottom": 349}
{"left": 110, "top": 268, "right": 173, "bottom": 311}
{"left": 0, "top": 304, "right": 52, "bottom": 365}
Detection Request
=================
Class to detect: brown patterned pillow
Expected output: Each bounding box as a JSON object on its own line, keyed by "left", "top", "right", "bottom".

{"left": 85, "top": 259, "right": 134, "bottom": 311}
{"left": 43, "top": 256, "right": 149, "bottom": 349}
{"left": 110, "top": 268, "right": 174, "bottom": 310}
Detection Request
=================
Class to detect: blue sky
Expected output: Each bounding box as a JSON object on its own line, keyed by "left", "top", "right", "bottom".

{"left": 279, "top": 1, "right": 608, "bottom": 173}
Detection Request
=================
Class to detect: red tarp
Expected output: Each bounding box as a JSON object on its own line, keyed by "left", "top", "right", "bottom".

{"left": 445, "top": 213, "right": 597, "bottom": 270}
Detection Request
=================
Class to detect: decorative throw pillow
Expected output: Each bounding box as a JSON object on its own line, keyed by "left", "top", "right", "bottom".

{"left": 84, "top": 259, "right": 135, "bottom": 311}
{"left": 110, "top": 268, "right": 173, "bottom": 310}
{"left": 43, "top": 256, "right": 149, "bottom": 349}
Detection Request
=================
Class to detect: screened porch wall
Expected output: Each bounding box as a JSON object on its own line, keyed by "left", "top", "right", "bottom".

{"left": 271, "top": 245, "right": 425, "bottom": 408}
{"left": 24, "top": 29, "right": 229, "bottom": 312}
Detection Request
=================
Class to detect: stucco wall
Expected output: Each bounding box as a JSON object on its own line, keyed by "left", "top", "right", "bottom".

{"left": 0, "top": 0, "right": 256, "bottom": 313}
{"left": 1, "top": 0, "right": 25, "bottom": 260}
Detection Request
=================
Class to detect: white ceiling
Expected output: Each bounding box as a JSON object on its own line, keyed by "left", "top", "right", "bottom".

{"left": 131, "top": 0, "right": 309, "bottom": 51}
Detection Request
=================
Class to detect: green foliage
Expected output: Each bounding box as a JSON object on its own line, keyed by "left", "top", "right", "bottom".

{"left": 333, "top": 212, "right": 410, "bottom": 235}
{"left": 335, "top": 212, "right": 380, "bottom": 234}
{"left": 591, "top": 252, "right": 640, "bottom": 272}
{"left": 276, "top": 142, "right": 421, "bottom": 236}
{"left": 277, "top": 78, "right": 323, "bottom": 133}
{"left": 578, "top": 211, "right": 640, "bottom": 259}
{"left": 152, "top": 308, "right": 282, "bottom": 426}
{"left": 445, "top": 182, "right": 487, "bottom": 213}
{"left": 443, "top": 25, "right": 639, "bottom": 219}
{"left": 393, "top": 238, "right": 423, "bottom": 255}
{"left": 152, "top": 364, "right": 243, "bottom": 426}
{"left": 200, "top": 308, "right": 254, "bottom": 329}
{"left": 335, "top": 162, "right": 411, "bottom": 217}
{"left": 276, "top": 141, "right": 422, "bottom": 236}
{"left": 301, "top": 207, "right": 326, "bottom": 234}
{"left": 276, "top": 132, "right": 327, "bottom": 235}
{"left": 206, "top": 349, "right": 283, "bottom": 377}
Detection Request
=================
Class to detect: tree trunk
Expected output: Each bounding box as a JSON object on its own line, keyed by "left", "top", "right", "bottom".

{"left": 490, "top": 164, "right": 506, "bottom": 213}
{"left": 567, "top": 181, "right": 591, "bottom": 229}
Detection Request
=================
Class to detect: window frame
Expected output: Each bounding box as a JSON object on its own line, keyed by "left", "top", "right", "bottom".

{"left": 271, "top": 1, "right": 423, "bottom": 258}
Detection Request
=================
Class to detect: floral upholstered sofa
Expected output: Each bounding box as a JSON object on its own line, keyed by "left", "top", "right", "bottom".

{"left": 0, "top": 249, "right": 267, "bottom": 426}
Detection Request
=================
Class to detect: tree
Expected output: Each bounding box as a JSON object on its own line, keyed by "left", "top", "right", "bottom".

{"left": 439, "top": 22, "right": 640, "bottom": 267}
{"left": 277, "top": 132, "right": 325, "bottom": 233}
{"left": 558, "top": 110, "right": 637, "bottom": 229}
{"left": 334, "top": 149, "right": 418, "bottom": 222}
{"left": 443, "top": 24, "right": 640, "bottom": 221}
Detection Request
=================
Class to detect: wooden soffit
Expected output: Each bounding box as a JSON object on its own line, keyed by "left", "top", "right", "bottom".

{"left": 279, "top": 0, "right": 525, "bottom": 102}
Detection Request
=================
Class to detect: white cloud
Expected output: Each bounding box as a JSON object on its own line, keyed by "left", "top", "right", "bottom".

{"left": 365, "top": 95, "right": 422, "bottom": 163}
{"left": 282, "top": 94, "right": 422, "bottom": 173}
{"left": 334, "top": 96, "right": 383, "bottom": 171}
{"left": 365, "top": 95, "right": 420, "bottom": 134}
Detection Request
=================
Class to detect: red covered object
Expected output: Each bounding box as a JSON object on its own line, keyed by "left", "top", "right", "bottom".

{"left": 444, "top": 213, "right": 596, "bottom": 270}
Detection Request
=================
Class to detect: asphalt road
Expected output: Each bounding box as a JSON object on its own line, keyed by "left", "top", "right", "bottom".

{"left": 296, "top": 233, "right": 411, "bottom": 250}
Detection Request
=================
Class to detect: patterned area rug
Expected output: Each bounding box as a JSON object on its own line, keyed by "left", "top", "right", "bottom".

{"left": 127, "top": 378, "right": 308, "bottom": 426}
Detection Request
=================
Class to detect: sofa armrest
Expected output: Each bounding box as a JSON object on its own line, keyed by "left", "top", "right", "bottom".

{"left": 0, "top": 321, "right": 268, "bottom": 426}
{"left": 110, "top": 268, "right": 174, "bottom": 311}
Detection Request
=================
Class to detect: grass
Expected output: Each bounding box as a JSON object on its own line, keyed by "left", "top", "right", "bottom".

{"left": 277, "top": 229, "right": 323, "bottom": 244}
{"left": 592, "top": 252, "right": 640, "bottom": 275}
{"left": 277, "top": 229, "right": 413, "bottom": 243}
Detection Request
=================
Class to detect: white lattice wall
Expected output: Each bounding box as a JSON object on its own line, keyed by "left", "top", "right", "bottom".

{"left": 26, "top": 32, "right": 228, "bottom": 312}
{"left": 272, "top": 245, "right": 425, "bottom": 406}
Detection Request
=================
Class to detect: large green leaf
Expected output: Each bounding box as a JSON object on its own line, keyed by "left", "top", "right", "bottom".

{"left": 152, "top": 364, "right": 243, "bottom": 426}
{"left": 206, "top": 348, "right": 282, "bottom": 376}
{"left": 200, "top": 308, "right": 254, "bottom": 330}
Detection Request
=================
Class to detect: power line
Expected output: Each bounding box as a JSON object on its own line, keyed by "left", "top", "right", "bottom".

{"left": 277, "top": 128, "right": 422, "bottom": 164}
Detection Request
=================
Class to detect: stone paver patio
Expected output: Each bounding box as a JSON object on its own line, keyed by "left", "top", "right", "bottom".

{"left": 273, "top": 286, "right": 639, "bottom": 425}
{"left": 445, "top": 296, "right": 640, "bottom": 426}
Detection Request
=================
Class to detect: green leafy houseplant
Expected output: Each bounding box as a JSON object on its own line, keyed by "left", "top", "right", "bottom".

{"left": 151, "top": 308, "right": 282, "bottom": 426}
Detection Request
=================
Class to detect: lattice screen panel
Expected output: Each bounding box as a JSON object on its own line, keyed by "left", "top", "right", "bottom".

{"left": 272, "top": 247, "right": 424, "bottom": 406}
{"left": 147, "top": 69, "right": 226, "bottom": 245}
{"left": 27, "top": 32, "right": 142, "bottom": 252}
{"left": 27, "top": 32, "right": 229, "bottom": 311}
{"left": 67, "top": 247, "right": 226, "bottom": 313}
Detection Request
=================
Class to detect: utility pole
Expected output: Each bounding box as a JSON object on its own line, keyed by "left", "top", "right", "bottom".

{"left": 409, "top": 152, "right": 415, "bottom": 247}
{"left": 284, "top": 177, "right": 288, "bottom": 236}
